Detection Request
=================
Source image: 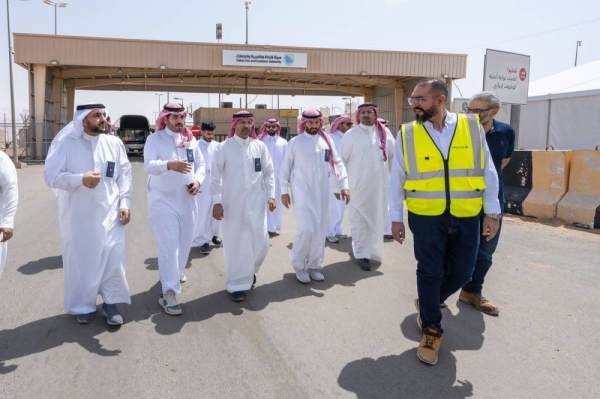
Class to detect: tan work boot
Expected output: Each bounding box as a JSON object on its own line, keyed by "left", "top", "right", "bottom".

{"left": 417, "top": 326, "right": 443, "bottom": 365}
{"left": 459, "top": 289, "right": 500, "bottom": 315}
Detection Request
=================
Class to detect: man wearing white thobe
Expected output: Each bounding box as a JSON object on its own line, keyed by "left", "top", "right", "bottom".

{"left": 212, "top": 111, "right": 276, "bottom": 302}
{"left": 340, "top": 103, "right": 395, "bottom": 271}
{"left": 280, "top": 109, "right": 350, "bottom": 283}
{"left": 0, "top": 151, "right": 18, "bottom": 278}
{"left": 145, "top": 103, "right": 205, "bottom": 316}
{"left": 44, "top": 103, "right": 132, "bottom": 325}
{"left": 258, "top": 117, "right": 288, "bottom": 236}
{"left": 192, "top": 121, "right": 221, "bottom": 255}
{"left": 326, "top": 115, "right": 353, "bottom": 243}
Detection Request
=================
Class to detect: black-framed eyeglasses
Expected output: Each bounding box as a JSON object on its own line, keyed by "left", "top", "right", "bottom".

{"left": 465, "top": 107, "right": 493, "bottom": 114}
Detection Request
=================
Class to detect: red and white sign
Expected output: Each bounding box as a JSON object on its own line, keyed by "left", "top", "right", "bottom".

{"left": 519, "top": 68, "right": 527, "bottom": 81}
{"left": 191, "top": 125, "right": 200, "bottom": 136}
{"left": 483, "top": 49, "right": 531, "bottom": 105}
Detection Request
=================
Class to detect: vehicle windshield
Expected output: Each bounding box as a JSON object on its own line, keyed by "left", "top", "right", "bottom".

{"left": 119, "top": 129, "right": 147, "bottom": 143}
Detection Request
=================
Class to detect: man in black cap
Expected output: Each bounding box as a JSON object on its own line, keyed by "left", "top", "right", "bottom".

{"left": 192, "top": 121, "right": 222, "bottom": 254}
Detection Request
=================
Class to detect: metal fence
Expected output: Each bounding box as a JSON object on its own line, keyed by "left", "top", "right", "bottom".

{"left": 19, "top": 123, "right": 65, "bottom": 160}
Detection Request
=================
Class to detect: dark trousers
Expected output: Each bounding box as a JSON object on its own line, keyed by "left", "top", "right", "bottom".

{"left": 407, "top": 211, "right": 480, "bottom": 332}
{"left": 463, "top": 213, "right": 503, "bottom": 295}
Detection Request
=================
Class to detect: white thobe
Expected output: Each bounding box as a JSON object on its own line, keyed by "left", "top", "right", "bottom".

{"left": 192, "top": 138, "right": 221, "bottom": 246}
{"left": 0, "top": 152, "right": 18, "bottom": 277}
{"left": 262, "top": 134, "right": 288, "bottom": 233}
{"left": 340, "top": 124, "right": 395, "bottom": 262}
{"left": 327, "top": 131, "right": 347, "bottom": 237}
{"left": 211, "top": 135, "right": 275, "bottom": 293}
{"left": 384, "top": 133, "right": 396, "bottom": 235}
{"left": 44, "top": 133, "right": 132, "bottom": 314}
{"left": 144, "top": 129, "right": 205, "bottom": 295}
{"left": 280, "top": 133, "right": 348, "bottom": 271}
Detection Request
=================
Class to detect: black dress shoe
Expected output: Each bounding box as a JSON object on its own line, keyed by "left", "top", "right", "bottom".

{"left": 212, "top": 236, "right": 222, "bottom": 246}
{"left": 383, "top": 234, "right": 394, "bottom": 240}
{"left": 200, "top": 243, "right": 210, "bottom": 255}
{"left": 253, "top": 274, "right": 257, "bottom": 285}
{"left": 230, "top": 291, "right": 245, "bottom": 302}
{"left": 268, "top": 231, "right": 277, "bottom": 237}
{"left": 360, "top": 258, "right": 372, "bottom": 271}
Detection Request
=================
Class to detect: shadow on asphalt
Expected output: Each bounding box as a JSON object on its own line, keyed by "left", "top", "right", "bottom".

{"left": 17, "top": 255, "right": 63, "bottom": 275}
{"left": 0, "top": 282, "right": 162, "bottom": 375}
{"left": 0, "top": 259, "right": 381, "bottom": 374}
{"left": 337, "top": 301, "right": 485, "bottom": 399}
{"left": 149, "top": 258, "right": 383, "bottom": 336}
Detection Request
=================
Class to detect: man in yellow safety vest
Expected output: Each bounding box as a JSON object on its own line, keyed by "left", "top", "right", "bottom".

{"left": 390, "top": 79, "right": 501, "bottom": 365}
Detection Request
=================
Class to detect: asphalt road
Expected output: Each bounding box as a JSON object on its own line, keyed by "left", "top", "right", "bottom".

{"left": 1, "top": 160, "right": 599, "bottom": 399}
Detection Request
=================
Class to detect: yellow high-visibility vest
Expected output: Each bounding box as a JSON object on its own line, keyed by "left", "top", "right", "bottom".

{"left": 401, "top": 114, "right": 485, "bottom": 217}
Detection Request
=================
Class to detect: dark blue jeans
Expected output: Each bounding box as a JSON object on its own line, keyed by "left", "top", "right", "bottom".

{"left": 463, "top": 213, "right": 503, "bottom": 295}
{"left": 407, "top": 211, "right": 480, "bottom": 332}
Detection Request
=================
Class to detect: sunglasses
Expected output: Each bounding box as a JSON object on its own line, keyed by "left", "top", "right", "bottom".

{"left": 266, "top": 124, "right": 278, "bottom": 128}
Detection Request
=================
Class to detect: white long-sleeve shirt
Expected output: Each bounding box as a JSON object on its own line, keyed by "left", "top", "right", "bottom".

{"left": 390, "top": 111, "right": 500, "bottom": 223}
{"left": 144, "top": 128, "right": 205, "bottom": 194}
{"left": 0, "top": 152, "right": 18, "bottom": 230}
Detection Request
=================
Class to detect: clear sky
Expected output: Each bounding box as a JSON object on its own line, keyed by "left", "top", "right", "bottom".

{"left": 1, "top": 0, "right": 599, "bottom": 124}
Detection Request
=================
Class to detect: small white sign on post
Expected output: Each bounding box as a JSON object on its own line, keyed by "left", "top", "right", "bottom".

{"left": 453, "top": 98, "right": 470, "bottom": 114}
{"left": 223, "top": 50, "right": 308, "bottom": 68}
{"left": 483, "top": 49, "right": 530, "bottom": 105}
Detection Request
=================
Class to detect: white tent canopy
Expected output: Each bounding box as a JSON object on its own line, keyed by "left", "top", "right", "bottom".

{"left": 520, "top": 60, "right": 600, "bottom": 150}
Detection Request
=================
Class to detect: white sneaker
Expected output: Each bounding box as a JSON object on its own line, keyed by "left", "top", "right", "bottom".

{"left": 159, "top": 292, "right": 182, "bottom": 316}
{"left": 180, "top": 274, "right": 187, "bottom": 283}
{"left": 308, "top": 269, "right": 325, "bottom": 281}
{"left": 336, "top": 234, "right": 348, "bottom": 239}
{"left": 326, "top": 236, "right": 340, "bottom": 243}
{"left": 295, "top": 270, "right": 311, "bottom": 284}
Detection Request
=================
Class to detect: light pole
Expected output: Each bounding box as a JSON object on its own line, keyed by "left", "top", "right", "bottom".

{"left": 342, "top": 97, "right": 353, "bottom": 121}
{"left": 173, "top": 97, "right": 184, "bottom": 108}
{"left": 155, "top": 93, "right": 163, "bottom": 115}
{"left": 245, "top": 1, "right": 251, "bottom": 45}
{"left": 43, "top": 0, "right": 67, "bottom": 35}
{"left": 575, "top": 40, "right": 582, "bottom": 67}
{"left": 6, "top": 0, "right": 19, "bottom": 163}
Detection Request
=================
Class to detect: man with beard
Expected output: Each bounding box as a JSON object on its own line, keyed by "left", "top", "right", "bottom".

{"left": 144, "top": 103, "right": 205, "bottom": 316}
{"left": 461, "top": 91, "right": 514, "bottom": 315}
{"left": 192, "top": 121, "right": 222, "bottom": 255}
{"left": 211, "top": 111, "right": 276, "bottom": 302}
{"left": 280, "top": 109, "right": 350, "bottom": 283}
{"left": 390, "top": 79, "right": 500, "bottom": 365}
{"left": 258, "top": 117, "right": 288, "bottom": 237}
{"left": 326, "top": 115, "right": 353, "bottom": 243}
{"left": 340, "top": 104, "right": 395, "bottom": 271}
{"left": 44, "top": 104, "right": 132, "bottom": 325}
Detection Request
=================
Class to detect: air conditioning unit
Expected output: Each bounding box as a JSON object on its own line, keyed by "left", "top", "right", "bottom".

{"left": 221, "top": 102, "right": 233, "bottom": 108}
{"left": 255, "top": 104, "right": 267, "bottom": 109}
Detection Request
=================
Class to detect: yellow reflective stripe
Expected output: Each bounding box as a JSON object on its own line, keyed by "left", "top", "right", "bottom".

{"left": 406, "top": 190, "right": 484, "bottom": 199}
{"left": 403, "top": 122, "right": 419, "bottom": 179}
{"left": 465, "top": 114, "right": 483, "bottom": 172}
{"left": 412, "top": 169, "right": 484, "bottom": 179}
